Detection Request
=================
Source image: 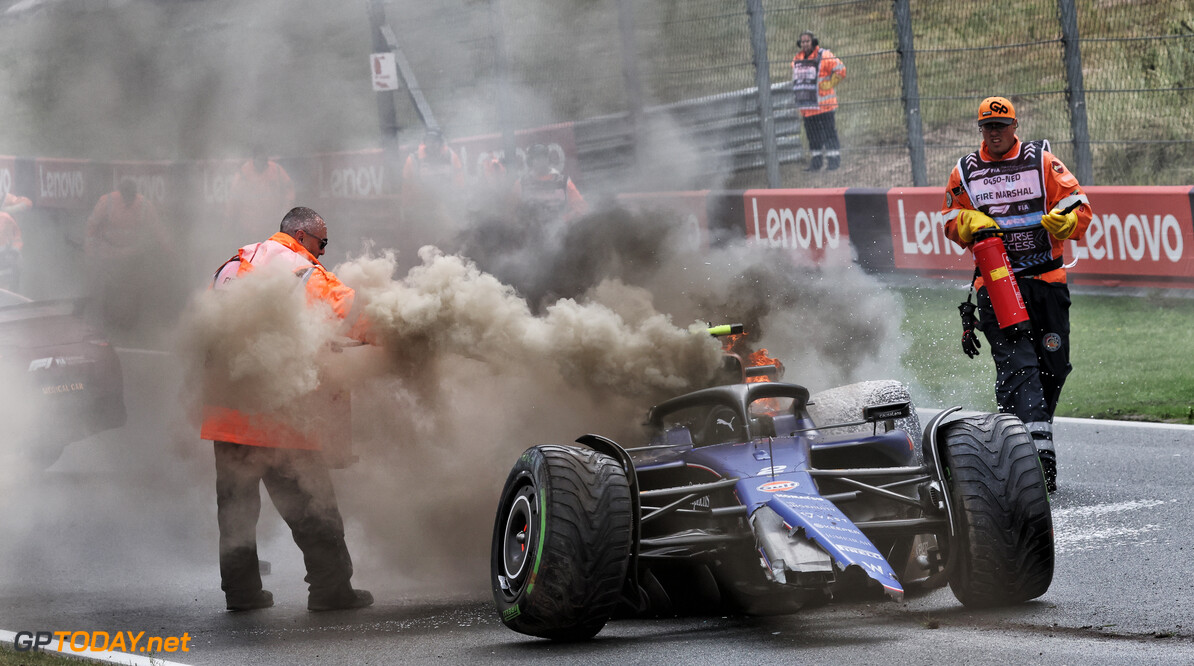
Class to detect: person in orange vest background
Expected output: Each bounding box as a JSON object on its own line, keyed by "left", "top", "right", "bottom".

{"left": 401, "top": 128, "right": 465, "bottom": 230}
{"left": 85, "top": 178, "right": 173, "bottom": 330}
{"left": 202, "top": 206, "right": 373, "bottom": 612}
{"left": 226, "top": 146, "right": 296, "bottom": 242}
{"left": 1, "top": 190, "right": 32, "bottom": 215}
{"left": 1, "top": 190, "right": 32, "bottom": 291}
{"left": 512, "top": 143, "right": 587, "bottom": 226}
{"left": 791, "top": 31, "right": 846, "bottom": 171}
{"left": 941, "top": 96, "right": 1092, "bottom": 494}
{"left": 0, "top": 209, "right": 21, "bottom": 292}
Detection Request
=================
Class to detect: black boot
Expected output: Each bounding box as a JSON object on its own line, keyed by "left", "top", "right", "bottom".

{"left": 804, "top": 155, "right": 823, "bottom": 171}
{"left": 827, "top": 155, "right": 840, "bottom": 171}
{"left": 309, "top": 588, "right": 374, "bottom": 612}
{"left": 227, "top": 589, "right": 273, "bottom": 612}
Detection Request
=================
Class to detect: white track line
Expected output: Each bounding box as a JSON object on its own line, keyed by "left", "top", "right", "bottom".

{"left": 0, "top": 630, "right": 193, "bottom": 666}
{"left": 919, "top": 409, "right": 1194, "bottom": 432}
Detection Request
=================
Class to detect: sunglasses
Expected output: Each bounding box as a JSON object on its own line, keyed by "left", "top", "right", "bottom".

{"left": 305, "top": 232, "right": 328, "bottom": 249}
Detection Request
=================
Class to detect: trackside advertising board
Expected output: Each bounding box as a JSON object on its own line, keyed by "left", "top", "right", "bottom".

{"left": 742, "top": 188, "right": 853, "bottom": 266}
{"left": 33, "top": 158, "right": 95, "bottom": 210}
{"left": 886, "top": 186, "right": 1194, "bottom": 288}
{"left": 887, "top": 187, "right": 971, "bottom": 276}
{"left": 1067, "top": 186, "right": 1194, "bottom": 288}
{"left": 109, "top": 160, "right": 176, "bottom": 208}
{"left": 0, "top": 156, "right": 14, "bottom": 201}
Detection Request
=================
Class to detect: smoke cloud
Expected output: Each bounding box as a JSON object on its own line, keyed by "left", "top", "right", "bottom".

{"left": 0, "top": 0, "right": 911, "bottom": 606}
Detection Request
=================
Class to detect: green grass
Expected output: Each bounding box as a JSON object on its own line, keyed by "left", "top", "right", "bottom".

{"left": 0, "top": 643, "right": 82, "bottom": 666}
{"left": 899, "top": 285, "right": 1194, "bottom": 423}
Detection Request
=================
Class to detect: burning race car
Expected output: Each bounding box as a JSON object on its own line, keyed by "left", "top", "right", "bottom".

{"left": 0, "top": 289, "right": 127, "bottom": 468}
{"left": 490, "top": 327, "right": 1053, "bottom": 640}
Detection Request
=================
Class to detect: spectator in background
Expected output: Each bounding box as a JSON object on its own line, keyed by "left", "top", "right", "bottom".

{"left": 401, "top": 128, "right": 464, "bottom": 221}
{"left": 0, "top": 209, "right": 21, "bottom": 291}
{"left": 1, "top": 191, "right": 32, "bottom": 215}
{"left": 0, "top": 190, "right": 31, "bottom": 291}
{"left": 85, "top": 178, "right": 173, "bottom": 330}
{"left": 226, "top": 147, "right": 296, "bottom": 241}
{"left": 467, "top": 155, "right": 510, "bottom": 225}
{"left": 513, "top": 143, "right": 587, "bottom": 226}
{"left": 791, "top": 31, "right": 846, "bottom": 171}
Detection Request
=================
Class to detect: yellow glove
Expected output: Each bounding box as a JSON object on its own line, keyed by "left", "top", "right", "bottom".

{"left": 819, "top": 72, "right": 843, "bottom": 91}
{"left": 956, "top": 209, "right": 998, "bottom": 243}
{"left": 1041, "top": 208, "right": 1078, "bottom": 240}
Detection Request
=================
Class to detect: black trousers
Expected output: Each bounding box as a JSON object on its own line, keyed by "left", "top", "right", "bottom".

{"left": 214, "top": 441, "right": 354, "bottom": 601}
{"left": 976, "top": 279, "right": 1072, "bottom": 435}
{"left": 802, "top": 111, "right": 840, "bottom": 153}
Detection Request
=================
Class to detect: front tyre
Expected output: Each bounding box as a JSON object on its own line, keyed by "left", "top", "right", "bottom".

{"left": 491, "top": 445, "right": 632, "bottom": 640}
{"left": 941, "top": 413, "right": 1053, "bottom": 607}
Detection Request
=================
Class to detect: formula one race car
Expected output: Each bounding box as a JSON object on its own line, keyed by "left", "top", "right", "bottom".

{"left": 490, "top": 334, "right": 1053, "bottom": 640}
{"left": 0, "top": 289, "right": 127, "bottom": 468}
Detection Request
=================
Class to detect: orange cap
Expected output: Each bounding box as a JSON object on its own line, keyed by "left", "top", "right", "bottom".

{"left": 977, "top": 96, "right": 1016, "bottom": 126}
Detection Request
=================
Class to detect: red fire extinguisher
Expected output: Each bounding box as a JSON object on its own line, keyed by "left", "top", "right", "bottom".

{"left": 971, "top": 201, "right": 1079, "bottom": 335}
{"left": 972, "top": 231, "right": 1031, "bottom": 335}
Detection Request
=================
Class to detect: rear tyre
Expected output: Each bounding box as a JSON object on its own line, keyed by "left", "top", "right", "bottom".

{"left": 491, "top": 445, "right": 632, "bottom": 640}
{"left": 940, "top": 414, "right": 1053, "bottom": 607}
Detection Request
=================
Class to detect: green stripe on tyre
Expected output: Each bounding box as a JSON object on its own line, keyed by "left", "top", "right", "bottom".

{"left": 527, "top": 487, "right": 547, "bottom": 593}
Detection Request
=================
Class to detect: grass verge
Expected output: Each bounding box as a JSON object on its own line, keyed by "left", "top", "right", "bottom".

{"left": 0, "top": 643, "right": 83, "bottom": 665}
{"left": 899, "top": 285, "right": 1194, "bottom": 424}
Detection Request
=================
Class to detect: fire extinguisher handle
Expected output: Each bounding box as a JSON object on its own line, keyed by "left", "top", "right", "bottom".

{"left": 1056, "top": 199, "right": 1083, "bottom": 215}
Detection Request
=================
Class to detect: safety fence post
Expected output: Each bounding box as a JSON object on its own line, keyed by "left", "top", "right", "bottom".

{"left": 365, "top": 0, "right": 401, "bottom": 141}
{"left": 892, "top": 0, "right": 927, "bottom": 187}
{"left": 489, "top": 0, "right": 518, "bottom": 166}
{"left": 617, "top": 0, "right": 645, "bottom": 178}
{"left": 745, "top": 0, "right": 781, "bottom": 189}
{"left": 1057, "top": 0, "right": 1093, "bottom": 184}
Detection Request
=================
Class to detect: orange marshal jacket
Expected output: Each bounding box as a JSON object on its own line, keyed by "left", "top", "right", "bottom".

{"left": 942, "top": 137, "right": 1092, "bottom": 289}
{"left": 791, "top": 46, "right": 845, "bottom": 118}
{"left": 200, "top": 232, "right": 356, "bottom": 451}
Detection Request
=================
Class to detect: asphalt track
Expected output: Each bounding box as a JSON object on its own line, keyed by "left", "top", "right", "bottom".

{"left": 2, "top": 352, "right": 1193, "bottom": 665}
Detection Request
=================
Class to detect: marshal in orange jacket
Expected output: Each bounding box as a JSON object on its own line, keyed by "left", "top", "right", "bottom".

{"left": 200, "top": 232, "right": 357, "bottom": 454}
{"left": 942, "top": 137, "right": 1092, "bottom": 289}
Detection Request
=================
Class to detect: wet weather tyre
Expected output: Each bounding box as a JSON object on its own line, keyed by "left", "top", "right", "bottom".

{"left": 940, "top": 413, "right": 1053, "bottom": 607}
{"left": 491, "top": 445, "right": 633, "bottom": 640}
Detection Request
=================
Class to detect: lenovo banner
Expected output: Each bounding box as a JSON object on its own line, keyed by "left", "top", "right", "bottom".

{"left": 1068, "top": 186, "right": 1194, "bottom": 288}
{"left": 33, "top": 158, "right": 95, "bottom": 210}
{"left": 109, "top": 160, "right": 176, "bottom": 208}
{"left": 312, "top": 150, "right": 391, "bottom": 200}
{"left": 195, "top": 159, "right": 244, "bottom": 207}
{"left": 0, "top": 156, "right": 14, "bottom": 202}
{"left": 742, "top": 188, "right": 853, "bottom": 266}
{"left": 887, "top": 187, "right": 972, "bottom": 276}
{"left": 885, "top": 186, "right": 1194, "bottom": 288}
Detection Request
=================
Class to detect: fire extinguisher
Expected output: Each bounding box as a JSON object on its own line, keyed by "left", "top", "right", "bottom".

{"left": 971, "top": 227, "right": 1034, "bottom": 336}
{"left": 970, "top": 201, "right": 1080, "bottom": 335}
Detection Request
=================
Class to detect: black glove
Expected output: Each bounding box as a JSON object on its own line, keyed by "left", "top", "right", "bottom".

{"left": 958, "top": 300, "right": 981, "bottom": 358}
